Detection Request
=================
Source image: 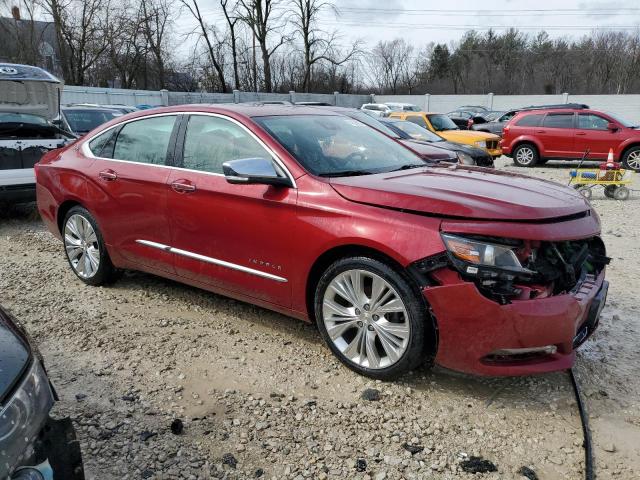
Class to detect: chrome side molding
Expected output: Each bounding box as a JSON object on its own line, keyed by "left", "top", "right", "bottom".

{"left": 135, "top": 240, "right": 287, "bottom": 283}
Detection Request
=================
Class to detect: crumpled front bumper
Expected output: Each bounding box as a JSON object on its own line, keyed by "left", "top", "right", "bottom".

{"left": 423, "top": 269, "right": 607, "bottom": 376}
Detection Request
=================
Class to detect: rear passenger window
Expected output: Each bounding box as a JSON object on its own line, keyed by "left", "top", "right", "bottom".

{"left": 113, "top": 116, "right": 176, "bottom": 165}
{"left": 88, "top": 129, "right": 116, "bottom": 158}
{"left": 542, "top": 113, "right": 574, "bottom": 129}
{"left": 406, "top": 116, "right": 428, "bottom": 129}
{"left": 515, "top": 114, "right": 544, "bottom": 127}
{"left": 182, "top": 115, "right": 271, "bottom": 174}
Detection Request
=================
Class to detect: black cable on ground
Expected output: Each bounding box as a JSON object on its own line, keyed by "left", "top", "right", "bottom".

{"left": 568, "top": 368, "right": 595, "bottom": 480}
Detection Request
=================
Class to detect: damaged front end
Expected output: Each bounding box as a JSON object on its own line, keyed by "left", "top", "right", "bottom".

{"left": 434, "top": 234, "right": 610, "bottom": 304}
{"left": 409, "top": 231, "right": 610, "bottom": 375}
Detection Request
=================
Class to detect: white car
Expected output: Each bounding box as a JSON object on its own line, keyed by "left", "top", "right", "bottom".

{"left": 384, "top": 102, "right": 421, "bottom": 112}
{"left": 0, "top": 63, "right": 74, "bottom": 203}
{"left": 360, "top": 103, "right": 393, "bottom": 117}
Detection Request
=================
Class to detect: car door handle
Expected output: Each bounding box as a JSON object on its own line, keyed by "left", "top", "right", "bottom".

{"left": 98, "top": 169, "right": 117, "bottom": 181}
{"left": 576, "top": 132, "right": 586, "bottom": 135}
{"left": 171, "top": 180, "right": 196, "bottom": 193}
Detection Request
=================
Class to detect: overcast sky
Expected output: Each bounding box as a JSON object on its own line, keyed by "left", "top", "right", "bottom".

{"left": 175, "top": 0, "right": 640, "bottom": 55}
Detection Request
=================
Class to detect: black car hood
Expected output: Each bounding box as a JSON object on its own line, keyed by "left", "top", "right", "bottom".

{"left": 0, "top": 307, "right": 31, "bottom": 403}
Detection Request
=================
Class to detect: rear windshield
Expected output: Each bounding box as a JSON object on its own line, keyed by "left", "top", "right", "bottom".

{"left": 0, "top": 113, "right": 49, "bottom": 126}
{"left": 63, "top": 109, "right": 121, "bottom": 134}
{"left": 389, "top": 120, "right": 444, "bottom": 142}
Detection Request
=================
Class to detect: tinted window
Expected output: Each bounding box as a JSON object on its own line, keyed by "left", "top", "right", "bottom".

{"left": 113, "top": 115, "right": 176, "bottom": 165}
{"left": 182, "top": 115, "right": 271, "bottom": 174}
{"left": 406, "top": 116, "right": 428, "bottom": 129}
{"left": 391, "top": 121, "right": 444, "bottom": 142}
{"left": 577, "top": 114, "right": 609, "bottom": 130}
{"left": 515, "top": 114, "right": 544, "bottom": 127}
{"left": 543, "top": 113, "right": 574, "bottom": 128}
{"left": 499, "top": 112, "right": 516, "bottom": 122}
{"left": 255, "top": 115, "right": 423, "bottom": 177}
{"left": 403, "top": 105, "right": 419, "bottom": 111}
{"left": 88, "top": 129, "right": 116, "bottom": 158}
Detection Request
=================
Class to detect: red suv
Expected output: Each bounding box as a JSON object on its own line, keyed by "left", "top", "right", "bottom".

{"left": 500, "top": 105, "right": 640, "bottom": 170}
{"left": 36, "top": 105, "right": 609, "bottom": 379}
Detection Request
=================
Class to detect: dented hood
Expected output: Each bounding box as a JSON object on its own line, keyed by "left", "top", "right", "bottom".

{"left": 329, "top": 165, "right": 591, "bottom": 221}
{"left": 0, "top": 63, "right": 62, "bottom": 121}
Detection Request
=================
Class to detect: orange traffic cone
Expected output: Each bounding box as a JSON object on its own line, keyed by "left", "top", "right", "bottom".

{"left": 607, "top": 148, "right": 614, "bottom": 166}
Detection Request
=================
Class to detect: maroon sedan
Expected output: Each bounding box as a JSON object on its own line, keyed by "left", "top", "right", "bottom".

{"left": 35, "top": 105, "right": 609, "bottom": 378}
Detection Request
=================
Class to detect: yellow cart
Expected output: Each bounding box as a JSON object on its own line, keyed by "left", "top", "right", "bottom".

{"left": 569, "top": 167, "right": 633, "bottom": 200}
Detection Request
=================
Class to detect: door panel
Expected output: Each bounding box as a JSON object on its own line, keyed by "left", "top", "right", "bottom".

{"left": 537, "top": 113, "right": 576, "bottom": 158}
{"left": 84, "top": 115, "right": 178, "bottom": 272}
{"left": 575, "top": 114, "right": 623, "bottom": 159}
{"left": 167, "top": 114, "right": 297, "bottom": 307}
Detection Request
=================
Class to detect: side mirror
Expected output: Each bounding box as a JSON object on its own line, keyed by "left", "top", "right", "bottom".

{"left": 222, "top": 158, "right": 292, "bottom": 188}
{"left": 607, "top": 122, "right": 618, "bottom": 131}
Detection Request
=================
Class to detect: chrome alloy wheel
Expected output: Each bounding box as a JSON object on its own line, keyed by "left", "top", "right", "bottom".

{"left": 626, "top": 150, "right": 640, "bottom": 170}
{"left": 322, "top": 269, "right": 410, "bottom": 369}
{"left": 516, "top": 146, "right": 535, "bottom": 165}
{"left": 64, "top": 214, "right": 100, "bottom": 278}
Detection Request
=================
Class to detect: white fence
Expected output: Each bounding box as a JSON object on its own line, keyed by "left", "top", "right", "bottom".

{"left": 61, "top": 86, "right": 640, "bottom": 123}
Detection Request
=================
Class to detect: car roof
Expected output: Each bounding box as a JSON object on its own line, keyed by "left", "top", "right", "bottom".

{"left": 62, "top": 105, "right": 122, "bottom": 111}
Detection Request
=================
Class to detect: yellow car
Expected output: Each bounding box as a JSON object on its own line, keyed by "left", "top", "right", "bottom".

{"left": 388, "top": 111, "right": 502, "bottom": 158}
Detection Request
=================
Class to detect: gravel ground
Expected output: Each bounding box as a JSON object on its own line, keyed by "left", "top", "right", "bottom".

{"left": 1, "top": 157, "right": 639, "bottom": 480}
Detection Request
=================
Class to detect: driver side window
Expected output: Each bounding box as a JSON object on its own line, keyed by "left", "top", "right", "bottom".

{"left": 182, "top": 115, "right": 272, "bottom": 174}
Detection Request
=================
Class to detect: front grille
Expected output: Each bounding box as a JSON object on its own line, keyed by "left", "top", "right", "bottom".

{"left": 487, "top": 140, "right": 499, "bottom": 150}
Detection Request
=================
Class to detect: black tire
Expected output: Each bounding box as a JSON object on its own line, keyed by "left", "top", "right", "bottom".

{"left": 613, "top": 186, "right": 630, "bottom": 201}
{"left": 622, "top": 146, "right": 640, "bottom": 171}
{"left": 512, "top": 143, "right": 540, "bottom": 167}
{"left": 604, "top": 185, "right": 617, "bottom": 198}
{"left": 314, "top": 256, "right": 434, "bottom": 380}
{"left": 62, "top": 206, "right": 119, "bottom": 286}
{"left": 537, "top": 158, "right": 550, "bottom": 165}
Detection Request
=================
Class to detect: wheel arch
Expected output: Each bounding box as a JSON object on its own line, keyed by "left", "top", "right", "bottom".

{"left": 305, "top": 243, "right": 438, "bottom": 362}
{"left": 620, "top": 142, "right": 640, "bottom": 162}
{"left": 512, "top": 137, "right": 542, "bottom": 156}
{"left": 57, "top": 199, "right": 84, "bottom": 234}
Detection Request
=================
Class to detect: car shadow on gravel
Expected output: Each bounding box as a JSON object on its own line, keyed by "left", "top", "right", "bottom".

{"left": 0, "top": 201, "right": 40, "bottom": 221}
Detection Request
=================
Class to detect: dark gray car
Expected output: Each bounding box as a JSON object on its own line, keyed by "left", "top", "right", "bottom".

{"left": 471, "top": 110, "right": 518, "bottom": 136}
{"left": 0, "top": 304, "right": 84, "bottom": 479}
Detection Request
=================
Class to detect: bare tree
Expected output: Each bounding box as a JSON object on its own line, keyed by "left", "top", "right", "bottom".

{"left": 220, "top": 0, "right": 241, "bottom": 90}
{"left": 39, "top": 0, "right": 111, "bottom": 85}
{"left": 290, "top": 0, "right": 360, "bottom": 92}
{"left": 180, "top": 0, "right": 228, "bottom": 92}
{"left": 139, "top": 0, "right": 173, "bottom": 88}
{"left": 238, "top": 0, "right": 288, "bottom": 92}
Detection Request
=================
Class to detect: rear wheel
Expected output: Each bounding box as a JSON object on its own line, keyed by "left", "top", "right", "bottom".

{"left": 314, "top": 257, "right": 431, "bottom": 380}
{"left": 622, "top": 146, "right": 640, "bottom": 171}
{"left": 513, "top": 143, "right": 539, "bottom": 167}
{"left": 614, "top": 186, "right": 630, "bottom": 201}
{"left": 63, "top": 206, "right": 119, "bottom": 286}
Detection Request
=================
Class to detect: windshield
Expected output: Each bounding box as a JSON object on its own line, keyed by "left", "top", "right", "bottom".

{"left": 0, "top": 113, "right": 49, "bottom": 126}
{"left": 390, "top": 121, "right": 444, "bottom": 142}
{"left": 603, "top": 111, "right": 636, "bottom": 128}
{"left": 255, "top": 115, "right": 424, "bottom": 177}
{"left": 427, "top": 114, "right": 459, "bottom": 131}
{"left": 344, "top": 111, "right": 401, "bottom": 138}
{"left": 63, "top": 109, "right": 121, "bottom": 133}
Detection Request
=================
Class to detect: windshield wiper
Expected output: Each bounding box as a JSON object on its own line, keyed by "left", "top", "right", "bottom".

{"left": 388, "top": 164, "right": 426, "bottom": 172}
{"left": 318, "top": 170, "right": 376, "bottom": 178}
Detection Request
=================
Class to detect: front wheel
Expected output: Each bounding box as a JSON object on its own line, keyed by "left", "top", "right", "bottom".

{"left": 512, "top": 143, "right": 539, "bottom": 167}
{"left": 63, "top": 206, "right": 119, "bottom": 286}
{"left": 314, "top": 257, "right": 432, "bottom": 380}
{"left": 622, "top": 147, "right": 640, "bottom": 171}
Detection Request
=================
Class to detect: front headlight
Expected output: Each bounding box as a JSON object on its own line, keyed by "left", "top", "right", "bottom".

{"left": 0, "top": 361, "right": 54, "bottom": 479}
{"left": 441, "top": 234, "right": 523, "bottom": 271}
{"left": 474, "top": 140, "right": 486, "bottom": 148}
{"left": 456, "top": 151, "right": 475, "bottom": 165}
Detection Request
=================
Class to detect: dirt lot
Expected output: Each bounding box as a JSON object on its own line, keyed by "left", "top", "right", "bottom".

{"left": 1, "top": 158, "right": 639, "bottom": 480}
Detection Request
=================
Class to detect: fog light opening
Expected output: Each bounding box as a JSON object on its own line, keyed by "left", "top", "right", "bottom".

{"left": 483, "top": 345, "right": 558, "bottom": 364}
